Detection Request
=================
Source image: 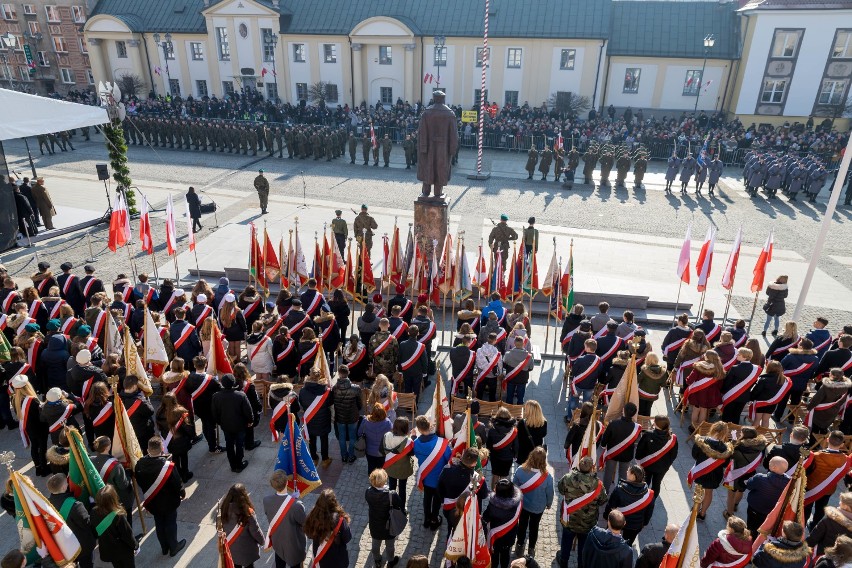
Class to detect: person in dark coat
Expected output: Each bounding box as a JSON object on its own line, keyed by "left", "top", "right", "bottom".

{"left": 636, "top": 524, "right": 679, "bottom": 568}
{"left": 90, "top": 485, "right": 138, "bottom": 567}
{"left": 581, "top": 510, "right": 633, "bottom": 568}
{"left": 752, "top": 521, "right": 810, "bottom": 568}
{"left": 481, "top": 479, "right": 522, "bottom": 568}
{"left": 298, "top": 371, "right": 334, "bottom": 465}
{"left": 332, "top": 366, "right": 362, "bottom": 463}
{"left": 169, "top": 308, "right": 203, "bottom": 363}
{"left": 398, "top": 326, "right": 429, "bottom": 397}
{"left": 721, "top": 347, "right": 760, "bottom": 423}
{"left": 186, "top": 186, "right": 202, "bottom": 233}
{"left": 814, "top": 536, "right": 852, "bottom": 568}
{"left": 365, "top": 468, "right": 403, "bottom": 568}
{"left": 634, "top": 415, "right": 678, "bottom": 500}
{"left": 486, "top": 407, "right": 519, "bottom": 486}
{"left": 57, "top": 263, "right": 85, "bottom": 317}
{"left": 604, "top": 464, "right": 655, "bottom": 544}
{"left": 211, "top": 373, "right": 253, "bottom": 472}
{"left": 90, "top": 436, "right": 135, "bottom": 526}
{"left": 219, "top": 483, "right": 265, "bottom": 568}
{"left": 807, "top": 493, "right": 852, "bottom": 554}
{"left": 724, "top": 427, "right": 768, "bottom": 518}
{"left": 691, "top": 421, "right": 734, "bottom": 520}
{"left": 263, "top": 470, "right": 308, "bottom": 568}
{"left": 746, "top": 456, "right": 793, "bottom": 535}
{"left": 187, "top": 355, "right": 224, "bottom": 453}
{"left": 303, "top": 489, "right": 352, "bottom": 568}
{"left": 13, "top": 184, "right": 37, "bottom": 238}
{"left": 119, "top": 375, "right": 156, "bottom": 449}
{"left": 600, "top": 402, "right": 639, "bottom": 491}
{"left": 134, "top": 436, "right": 186, "bottom": 557}
{"left": 39, "top": 333, "right": 70, "bottom": 392}
{"left": 762, "top": 276, "right": 789, "bottom": 336}
{"left": 46, "top": 474, "right": 96, "bottom": 568}
{"left": 438, "top": 448, "right": 490, "bottom": 530}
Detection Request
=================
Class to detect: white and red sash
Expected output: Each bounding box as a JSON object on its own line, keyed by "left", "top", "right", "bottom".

{"left": 191, "top": 374, "right": 213, "bottom": 401}
{"left": 125, "top": 399, "right": 143, "bottom": 418}
{"left": 92, "top": 404, "right": 114, "bottom": 427}
{"left": 601, "top": 422, "right": 641, "bottom": 465}
{"left": 275, "top": 340, "right": 295, "bottom": 363}
{"left": 788, "top": 452, "right": 814, "bottom": 477}
{"left": 304, "top": 292, "right": 324, "bottom": 316}
{"left": 400, "top": 342, "right": 426, "bottom": 371}
{"left": 145, "top": 288, "right": 156, "bottom": 305}
{"left": 704, "top": 323, "right": 721, "bottom": 343}
{"left": 318, "top": 322, "right": 336, "bottom": 341}
{"left": 242, "top": 298, "right": 262, "bottom": 320}
{"left": 748, "top": 377, "right": 792, "bottom": 421}
{"left": 121, "top": 286, "right": 133, "bottom": 303}
{"left": 48, "top": 299, "right": 66, "bottom": 320}
{"left": 91, "top": 310, "right": 108, "bottom": 340}
{"left": 61, "top": 274, "right": 78, "bottom": 296}
{"left": 785, "top": 360, "right": 816, "bottom": 381}
{"left": 398, "top": 299, "right": 413, "bottom": 319}
{"left": 706, "top": 553, "right": 751, "bottom": 568}
{"left": 194, "top": 305, "right": 213, "bottom": 327}
{"left": 99, "top": 457, "right": 119, "bottom": 481}
{"left": 48, "top": 403, "right": 75, "bottom": 433}
{"left": 804, "top": 454, "right": 852, "bottom": 505}
{"left": 663, "top": 336, "right": 688, "bottom": 356}
{"left": 26, "top": 338, "right": 42, "bottom": 368}
{"left": 19, "top": 396, "right": 36, "bottom": 448}
{"left": 122, "top": 304, "right": 132, "bottom": 323}
{"left": 381, "top": 392, "right": 398, "bottom": 414}
{"left": 288, "top": 314, "right": 310, "bottom": 336}
{"left": 723, "top": 452, "right": 762, "bottom": 485}
{"left": 493, "top": 427, "right": 518, "bottom": 450}
{"left": 560, "top": 480, "right": 604, "bottom": 525}
{"left": 687, "top": 456, "right": 727, "bottom": 486}
{"left": 675, "top": 355, "right": 702, "bottom": 385}
{"left": 269, "top": 398, "right": 293, "bottom": 441}
{"left": 488, "top": 500, "right": 522, "bottom": 547}
{"left": 298, "top": 342, "right": 319, "bottom": 370}
{"left": 598, "top": 337, "right": 624, "bottom": 363}
{"left": 263, "top": 494, "right": 295, "bottom": 549}
{"left": 142, "top": 461, "right": 176, "bottom": 509}
{"left": 416, "top": 437, "right": 449, "bottom": 490}
{"left": 0, "top": 313, "right": 7, "bottom": 331}
{"left": 617, "top": 490, "right": 655, "bottom": 516}
{"left": 27, "top": 300, "right": 43, "bottom": 320}
{"left": 172, "top": 323, "right": 196, "bottom": 351}
{"left": 250, "top": 337, "right": 271, "bottom": 361}
{"left": 390, "top": 321, "right": 408, "bottom": 340}
{"left": 593, "top": 327, "right": 608, "bottom": 340}
{"left": 15, "top": 317, "right": 35, "bottom": 338}
{"left": 502, "top": 353, "right": 532, "bottom": 388}
{"left": 451, "top": 351, "right": 476, "bottom": 394}
{"left": 60, "top": 317, "right": 79, "bottom": 336}
{"left": 373, "top": 335, "right": 395, "bottom": 357}
{"left": 35, "top": 278, "right": 51, "bottom": 296}
{"left": 303, "top": 388, "right": 330, "bottom": 426}
{"left": 311, "top": 516, "right": 344, "bottom": 568}
{"left": 345, "top": 346, "right": 366, "bottom": 368}
{"left": 561, "top": 327, "right": 579, "bottom": 347}
{"left": 638, "top": 387, "right": 659, "bottom": 400}
{"left": 722, "top": 355, "right": 737, "bottom": 372}
{"left": 637, "top": 434, "right": 677, "bottom": 469}
{"left": 225, "top": 522, "right": 245, "bottom": 548}
{"left": 417, "top": 321, "right": 437, "bottom": 344}
{"left": 733, "top": 333, "right": 748, "bottom": 348}
{"left": 161, "top": 292, "right": 181, "bottom": 315}
{"left": 570, "top": 356, "right": 601, "bottom": 396}
{"left": 806, "top": 395, "right": 847, "bottom": 428}
{"left": 493, "top": 328, "right": 507, "bottom": 345}
{"left": 82, "top": 277, "right": 99, "bottom": 298}
{"left": 384, "top": 437, "right": 414, "bottom": 467}
{"left": 517, "top": 470, "right": 548, "bottom": 494}
{"left": 768, "top": 336, "right": 801, "bottom": 359}
{"left": 85, "top": 337, "right": 99, "bottom": 353}
{"left": 81, "top": 378, "right": 94, "bottom": 403}
{"left": 475, "top": 353, "right": 502, "bottom": 388}
{"left": 684, "top": 374, "right": 718, "bottom": 404}
{"left": 812, "top": 335, "right": 833, "bottom": 354}
{"left": 722, "top": 365, "right": 761, "bottom": 408}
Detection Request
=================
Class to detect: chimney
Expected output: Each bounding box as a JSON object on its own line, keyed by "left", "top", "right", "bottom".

{"left": 271, "top": 0, "right": 279, "bottom": 7}
{"left": 203, "top": 0, "right": 210, "bottom": 7}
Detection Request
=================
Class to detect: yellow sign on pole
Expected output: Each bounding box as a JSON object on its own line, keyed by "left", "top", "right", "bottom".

{"left": 461, "top": 110, "right": 478, "bottom": 123}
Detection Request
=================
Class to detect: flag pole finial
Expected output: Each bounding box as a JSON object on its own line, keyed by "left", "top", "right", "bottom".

{"left": 0, "top": 451, "right": 14, "bottom": 469}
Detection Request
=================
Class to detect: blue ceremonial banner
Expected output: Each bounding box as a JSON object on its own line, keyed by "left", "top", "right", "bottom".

{"left": 274, "top": 414, "right": 322, "bottom": 496}
{"left": 697, "top": 134, "right": 710, "bottom": 167}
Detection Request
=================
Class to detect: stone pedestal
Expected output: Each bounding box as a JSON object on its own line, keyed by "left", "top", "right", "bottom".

{"left": 413, "top": 197, "right": 448, "bottom": 258}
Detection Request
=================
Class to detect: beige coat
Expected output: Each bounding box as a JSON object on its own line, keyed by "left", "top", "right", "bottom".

{"left": 31, "top": 181, "right": 56, "bottom": 227}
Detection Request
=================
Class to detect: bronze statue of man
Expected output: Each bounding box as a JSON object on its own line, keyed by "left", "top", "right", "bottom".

{"left": 417, "top": 90, "right": 459, "bottom": 201}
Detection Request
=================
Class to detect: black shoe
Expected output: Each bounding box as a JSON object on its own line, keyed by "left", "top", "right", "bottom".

{"left": 162, "top": 548, "right": 169, "bottom": 556}
{"left": 761, "top": 331, "right": 767, "bottom": 337}
{"left": 388, "top": 557, "right": 400, "bottom": 568}
{"left": 170, "top": 540, "right": 186, "bottom": 557}
{"left": 771, "top": 329, "right": 778, "bottom": 337}
{"left": 209, "top": 446, "right": 225, "bottom": 454}
{"left": 231, "top": 460, "right": 248, "bottom": 473}
{"left": 247, "top": 440, "right": 261, "bottom": 450}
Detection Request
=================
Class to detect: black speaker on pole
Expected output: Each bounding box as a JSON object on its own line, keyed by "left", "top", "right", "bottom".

{"left": 96, "top": 163, "right": 110, "bottom": 181}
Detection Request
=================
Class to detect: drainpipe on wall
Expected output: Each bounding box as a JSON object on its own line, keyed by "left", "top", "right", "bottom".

{"left": 420, "top": 35, "right": 424, "bottom": 105}
{"left": 592, "top": 39, "right": 606, "bottom": 113}
{"left": 348, "top": 37, "right": 355, "bottom": 108}
{"left": 141, "top": 32, "right": 156, "bottom": 97}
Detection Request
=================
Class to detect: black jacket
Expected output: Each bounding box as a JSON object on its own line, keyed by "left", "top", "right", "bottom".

{"left": 48, "top": 492, "right": 96, "bottom": 552}
{"left": 186, "top": 191, "right": 202, "bottom": 218}
{"left": 807, "top": 506, "right": 852, "bottom": 551}
{"left": 298, "top": 381, "right": 333, "bottom": 436}
{"left": 818, "top": 348, "right": 852, "bottom": 378}
{"left": 487, "top": 417, "right": 518, "bottom": 463}
{"left": 635, "top": 429, "right": 678, "bottom": 474}
{"left": 187, "top": 372, "right": 221, "bottom": 420}
{"left": 763, "top": 442, "right": 807, "bottom": 471}
{"left": 135, "top": 455, "right": 184, "bottom": 517}
{"left": 636, "top": 539, "right": 669, "bottom": 568}
{"left": 397, "top": 337, "right": 428, "bottom": 380}
{"left": 39, "top": 334, "right": 70, "bottom": 392}
{"left": 690, "top": 437, "right": 733, "bottom": 489}
{"left": 90, "top": 509, "right": 136, "bottom": 563}
{"left": 581, "top": 527, "right": 633, "bottom": 568}
{"left": 752, "top": 537, "right": 810, "bottom": 568}
{"left": 482, "top": 486, "right": 522, "bottom": 544}
{"left": 119, "top": 390, "right": 156, "bottom": 447}
{"left": 66, "top": 363, "right": 108, "bottom": 400}
{"left": 365, "top": 486, "right": 403, "bottom": 540}
{"left": 332, "top": 378, "right": 362, "bottom": 425}
{"left": 211, "top": 388, "right": 253, "bottom": 433}
{"left": 437, "top": 464, "right": 489, "bottom": 519}
{"left": 169, "top": 320, "right": 202, "bottom": 363}
{"left": 604, "top": 480, "right": 654, "bottom": 530}
{"left": 273, "top": 337, "right": 299, "bottom": 377}
{"left": 600, "top": 418, "right": 639, "bottom": 463}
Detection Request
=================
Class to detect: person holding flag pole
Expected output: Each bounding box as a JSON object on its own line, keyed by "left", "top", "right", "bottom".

{"left": 139, "top": 195, "right": 160, "bottom": 284}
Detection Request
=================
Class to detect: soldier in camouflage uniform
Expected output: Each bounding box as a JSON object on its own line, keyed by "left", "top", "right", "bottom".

{"left": 525, "top": 147, "right": 538, "bottom": 180}
{"left": 254, "top": 169, "right": 270, "bottom": 215}
{"left": 369, "top": 318, "right": 399, "bottom": 379}
{"left": 361, "top": 136, "right": 370, "bottom": 165}
{"left": 487, "top": 213, "right": 518, "bottom": 266}
{"left": 324, "top": 130, "right": 334, "bottom": 161}
{"left": 248, "top": 127, "right": 258, "bottom": 156}
{"left": 599, "top": 147, "right": 614, "bottom": 186}
{"left": 298, "top": 129, "right": 309, "bottom": 159}
{"left": 311, "top": 130, "right": 322, "bottom": 160}
{"left": 371, "top": 135, "right": 380, "bottom": 166}
{"left": 348, "top": 133, "right": 357, "bottom": 164}
{"left": 381, "top": 134, "right": 392, "bottom": 167}
{"left": 538, "top": 146, "right": 552, "bottom": 181}
{"left": 633, "top": 151, "right": 648, "bottom": 189}
{"left": 554, "top": 147, "right": 565, "bottom": 183}
{"left": 274, "top": 127, "right": 284, "bottom": 158}
{"left": 615, "top": 151, "right": 632, "bottom": 188}
{"left": 285, "top": 128, "right": 295, "bottom": 158}
{"left": 353, "top": 204, "right": 378, "bottom": 252}
{"left": 582, "top": 145, "right": 598, "bottom": 185}
{"left": 37, "top": 134, "right": 53, "bottom": 155}
{"left": 331, "top": 209, "right": 347, "bottom": 256}
{"left": 402, "top": 134, "right": 415, "bottom": 169}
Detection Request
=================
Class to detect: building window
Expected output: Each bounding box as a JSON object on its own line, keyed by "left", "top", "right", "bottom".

{"left": 293, "top": 43, "right": 305, "bottom": 62}
{"left": 296, "top": 82, "right": 307, "bottom": 101}
{"left": 504, "top": 90, "right": 518, "bottom": 107}
{"left": 216, "top": 27, "right": 230, "bottom": 61}
{"left": 36, "top": 51, "right": 48, "bottom": 66}
{"left": 169, "top": 79, "right": 179, "bottom": 96}
{"left": 507, "top": 48, "right": 522, "bottom": 68}
{"left": 164, "top": 42, "right": 175, "bottom": 60}
{"left": 260, "top": 28, "right": 274, "bottom": 62}
{"left": 325, "top": 83, "right": 338, "bottom": 103}
{"left": 115, "top": 40, "right": 127, "bottom": 58}
{"left": 196, "top": 79, "right": 208, "bottom": 97}
{"left": 474, "top": 89, "right": 489, "bottom": 103}
{"left": 623, "top": 68, "right": 641, "bottom": 93}
{"left": 434, "top": 46, "right": 446, "bottom": 67}
{"left": 323, "top": 44, "right": 336, "bottom": 63}
{"left": 28, "top": 21, "right": 39, "bottom": 34}
{"left": 818, "top": 79, "right": 847, "bottom": 105}
{"left": 265, "top": 82, "right": 277, "bottom": 100}
{"left": 833, "top": 31, "right": 852, "bottom": 59}
{"left": 222, "top": 80, "right": 234, "bottom": 95}
{"left": 560, "top": 49, "right": 575, "bottom": 70}
{"left": 190, "top": 42, "right": 203, "bottom": 61}
{"left": 52, "top": 36, "right": 67, "bottom": 53}
{"left": 44, "top": 5, "right": 59, "bottom": 22}
{"left": 86, "top": 69, "right": 94, "bottom": 84}
{"left": 60, "top": 67, "right": 74, "bottom": 83}
{"left": 772, "top": 31, "right": 799, "bottom": 58}
{"left": 78, "top": 37, "right": 87, "bottom": 53}
{"left": 23, "top": 5, "right": 36, "bottom": 16}
{"left": 71, "top": 5, "right": 84, "bottom": 23}
{"left": 683, "top": 70, "right": 703, "bottom": 96}
{"left": 1, "top": 4, "right": 16, "bottom": 20}
{"left": 380, "top": 86, "right": 393, "bottom": 104}
{"left": 476, "top": 47, "right": 489, "bottom": 68}
{"left": 379, "top": 45, "right": 392, "bottom": 65}
{"left": 761, "top": 79, "right": 786, "bottom": 103}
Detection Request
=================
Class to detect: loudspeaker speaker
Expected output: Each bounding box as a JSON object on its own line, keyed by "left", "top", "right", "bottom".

{"left": 96, "top": 164, "right": 109, "bottom": 181}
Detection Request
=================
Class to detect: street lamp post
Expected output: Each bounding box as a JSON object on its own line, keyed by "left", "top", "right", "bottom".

{"left": 264, "top": 30, "right": 279, "bottom": 101}
{"left": 0, "top": 32, "right": 18, "bottom": 89}
{"left": 694, "top": 33, "right": 715, "bottom": 113}
{"left": 152, "top": 32, "right": 173, "bottom": 96}
{"left": 434, "top": 35, "right": 445, "bottom": 90}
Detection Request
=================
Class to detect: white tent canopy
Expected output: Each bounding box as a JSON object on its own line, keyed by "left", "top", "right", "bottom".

{"left": 0, "top": 88, "right": 109, "bottom": 141}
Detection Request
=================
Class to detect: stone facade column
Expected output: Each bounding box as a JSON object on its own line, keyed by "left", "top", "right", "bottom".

{"left": 86, "top": 38, "right": 108, "bottom": 85}
{"left": 404, "top": 43, "right": 415, "bottom": 103}
{"left": 127, "top": 38, "right": 148, "bottom": 91}
{"left": 351, "top": 43, "right": 363, "bottom": 106}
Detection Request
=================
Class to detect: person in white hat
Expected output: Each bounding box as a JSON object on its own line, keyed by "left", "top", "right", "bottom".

{"left": 11, "top": 375, "right": 50, "bottom": 476}
{"left": 40, "top": 387, "right": 80, "bottom": 444}
{"left": 190, "top": 292, "right": 213, "bottom": 328}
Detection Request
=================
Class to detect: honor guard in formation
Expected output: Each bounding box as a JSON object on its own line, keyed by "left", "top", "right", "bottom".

{"left": 525, "top": 147, "right": 539, "bottom": 180}
{"left": 743, "top": 149, "right": 831, "bottom": 203}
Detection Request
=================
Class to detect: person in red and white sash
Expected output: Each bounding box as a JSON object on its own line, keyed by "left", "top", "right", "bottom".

{"left": 511, "top": 447, "right": 554, "bottom": 558}
{"left": 563, "top": 318, "right": 593, "bottom": 363}
{"left": 413, "top": 414, "right": 452, "bottom": 531}
{"left": 776, "top": 338, "right": 821, "bottom": 424}
{"left": 516, "top": 400, "right": 547, "bottom": 465}
{"left": 39, "top": 387, "right": 80, "bottom": 445}
{"left": 603, "top": 350, "right": 631, "bottom": 406}
{"left": 805, "top": 430, "right": 851, "bottom": 529}
{"left": 809, "top": 369, "right": 852, "bottom": 437}
{"left": 595, "top": 321, "right": 625, "bottom": 377}
{"left": 262, "top": 470, "right": 307, "bottom": 568}
{"left": 72, "top": 325, "right": 104, "bottom": 368}
{"left": 84, "top": 382, "right": 114, "bottom": 440}
{"left": 219, "top": 483, "right": 264, "bottom": 568}
{"left": 691, "top": 421, "right": 734, "bottom": 521}
{"left": 268, "top": 382, "right": 300, "bottom": 441}
{"left": 507, "top": 321, "right": 531, "bottom": 354}
{"left": 246, "top": 321, "right": 274, "bottom": 381}
{"left": 476, "top": 331, "right": 503, "bottom": 402}
{"left": 672, "top": 328, "right": 710, "bottom": 390}
{"left": 697, "top": 309, "right": 723, "bottom": 346}
{"left": 283, "top": 298, "right": 317, "bottom": 344}
{"left": 807, "top": 492, "right": 852, "bottom": 555}
{"left": 503, "top": 336, "right": 534, "bottom": 405}
{"left": 170, "top": 307, "right": 203, "bottom": 364}
{"left": 813, "top": 535, "right": 852, "bottom": 568}
{"left": 700, "top": 515, "right": 752, "bottom": 568}
{"left": 483, "top": 479, "right": 522, "bottom": 568}
{"left": 457, "top": 297, "right": 482, "bottom": 334}
{"left": 635, "top": 415, "right": 678, "bottom": 500}
{"left": 604, "top": 464, "right": 654, "bottom": 544}
{"left": 767, "top": 321, "right": 801, "bottom": 362}
{"left": 381, "top": 417, "right": 415, "bottom": 511}
{"left": 315, "top": 309, "right": 341, "bottom": 356}
{"left": 30, "top": 261, "right": 58, "bottom": 299}
{"left": 752, "top": 520, "right": 810, "bottom": 568}
{"left": 398, "top": 326, "right": 429, "bottom": 398}
{"left": 479, "top": 311, "right": 508, "bottom": 354}
{"left": 438, "top": 447, "right": 489, "bottom": 531}
{"left": 298, "top": 369, "right": 334, "bottom": 467}
{"left": 164, "top": 399, "right": 195, "bottom": 483}
{"left": 238, "top": 285, "right": 265, "bottom": 331}
{"left": 817, "top": 334, "right": 852, "bottom": 380}
{"left": 89, "top": 436, "right": 135, "bottom": 526}
{"left": 721, "top": 347, "right": 761, "bottom": 424}
{"left": 487, "top": 407, "right": 519, "bottom": 486}
{"left": 564, "top": 402, "right": 595, "bottom": 461}
{"left": 559, "top": 304, "right": 586, "bottom": 351}
{"left": 220, "top": 293, "right": 247, "bottom": 362}
{"left": 600, "top": 402, "right": 640, "bottom": 491}
{"left": 186, "top": 355, "right": 224, "bottom": 454}
{"left": 566, "top": 339, "right": 600, "bottom": 416}
{"left": 80, "top": 265, "right": 105, "bottom": 308}
{"left": 636, "top": 523, "right": 680, "bottom": 568}
{"left": 12, "top": 374, "right": 49, "bottom": 476}
{"left": 723, "top": 426, "right": 768, "bottom": 519}
{"left": 342, "top": 334, "right": 369, "bottom": 385}
{"left": 57, "top": 262, "right": 85, "bottom": 317}
{"left": 636, "top": 353, "right": 667, "bottom": 417}
{"left": 715, "top": 331, "right": 737, "bottom": 372}
{"left": 750, "top": 360, "right": 792, "bottom": 428}
{"left": 450, "top": 333, "right": 477, "bottom": 396}
{"left": 233, "top": 364, "right": 263, "bottom": 452}
{"left": 744, "top": 456, "right": 791, "bottom": 535}
{"left": 368, "top": 374, "right": 399, "bottom": 423}
{"left": 304, "top": 489, "right": 353, "bottom": 568}
{"left": 134, "top": 436, "right": 187, "bottom": 557}
{"left": 21, "top": 286, "right": 48, "bottom": 331}
{"left": 557, "top": 455, "right": 608, "bottom": 568}
{"left": 728, "top": 319, "right": 749, "bottom": 349}
{"left": 684, "top": 350, "right": 726, "bottom": 432}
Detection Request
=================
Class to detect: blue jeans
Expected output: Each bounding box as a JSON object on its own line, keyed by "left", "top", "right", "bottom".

{"left": 763, "top": 314, "right": 780, "bottom": 332}
{"left": 505, "top": 383, "right": 526, "bottom": 405}
{"left": 335, "top": 422, "right": 357, "bottom": 459}
{"left": 567, "top": 388, "right": 594, "bottom": 413}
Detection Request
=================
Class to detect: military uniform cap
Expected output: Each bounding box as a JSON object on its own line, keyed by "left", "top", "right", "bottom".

{"left": 500, "top": 214, "right": 508, "bottom": 221}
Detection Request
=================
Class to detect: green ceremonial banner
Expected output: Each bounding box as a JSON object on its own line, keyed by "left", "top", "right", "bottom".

{"left": 67, "top": 428, "right": 105, "bottom": 503}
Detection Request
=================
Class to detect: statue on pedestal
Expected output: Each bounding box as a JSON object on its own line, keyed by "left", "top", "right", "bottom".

{"left": 417, "top": 90, "right": 459, "bottom": 202}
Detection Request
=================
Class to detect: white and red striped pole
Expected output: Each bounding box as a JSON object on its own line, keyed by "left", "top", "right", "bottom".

{"left": 476, "top": 0, "right": 489, "bottom": 175}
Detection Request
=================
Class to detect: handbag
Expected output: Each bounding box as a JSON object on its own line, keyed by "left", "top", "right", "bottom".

{"left": 387, "top": 490, "right": 408, "bottom": 537}
{"left": 354, "top": 434, "right": 367, "bottom": 458}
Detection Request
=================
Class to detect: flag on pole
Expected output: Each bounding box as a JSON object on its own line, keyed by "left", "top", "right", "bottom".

{"left": 555, "top": 133, "right": 564, "bottom": 152}
{"left": 541, "top": 250, "right": 558, "bottom": 296}
{"left": 429, "top": 240, "right": 441, "bottom": 304}
{"left": 523, "top": 247, "right": 539, "bottom": 296}
{"left": 279, "top": 237, "right": 289, "bottom": 289}
{"left": 604, "top": 356, "right": 640, "bottom": 423}
{"left": 752, "top": 459, "right": 806, "bottom": 553}
{"left": 327, "top": 235, "right": 345, "bottom": 288}
{"left": 165, "top": 195, "right": 178, "bottom": 256}
{"left": 695, "top": 227, "right": 716, "bottom": 292}
{"left": 507, "top": 242, "right": 521, "bottom": 300}
{"left": 249, "top": 223, "right": 267, "bottom": 290}
{"left": 67, "top": 427, "right": 105, "bottom": 502}
{"left": 454, "top": 241, "right": 472, "bottom": 302}
{"left": 427, "top": 372, "right": 454, "bottom": 439}
{"left": 10, "top": 470, "right": 81, "bottom": 566}
{"left": 139, "top": 195, "right": 154, "bottom": 255}
{"left": 113, "top": 394, "right": 143, "bottom": 469}
{"left": 143, "top": 307, "right": 169, "bottom": 366}
{"left": 569, "top": 414, "right": 599, "bottom": 467}
{"left": 751, "top": 231, "right": 774, "bottom": 293}
{"left": 561, "top": 242, "right": 574, "bottom": 312}
{"left": 389, "top": 224, "right": 403, "bottom": 285}
{"left": 292, "top": 226, "right": 309, "bottom": 287}
{"left": 104, "top": 310, "right": 122, "bottom": 357}
{"left": 660, "top": 503, "right": 701, "bottom": 568}
{"left": 263, "top": 229, "right": 281, "bottom": 283}
{"left": 217, "top": 530, "right": 235, "bottom": 568}
{"left": 206, "top": 324, "right": 233, "bottom": 376}
{"left": 451, "top": 405, "right": 478, "bottom": 460}
{"left": 438, "top": 233, "right": 455, "bottom": 295}
{"left": 473, "top": 244, "right": 488, "bottom": 291}
{"left": 361, "top": 240, "right": 376, "bottom": 294}
{"left": 697, "top": 133, "right": 710, "bottom": 168}
{"left": 677, "top": 224, "right": 692, "bottom": 285}
{"left": 311, "top": 343, "right": 333, "bottom": 385}
{"left": 721, "top": 226, "right": 743, "bottom": 290}
{"left": 312, "top": 237, "right": 325, "bottom": 286}
{"left": 274, "top": 414, "right": 322, "bottom": 496}
{"left": 444, "top": 490, "right": 491, "bottom": 567}
{"left": 370, "top": 123, "right": 378, "bottom": 149}
{"left": 108, "top": 192, "right": 131, "bottom": 252}
{"left": 344, "top": 241, "right": 357, "bottom": 298}
{"left": 0, "top": 331, "right": 11, "bottom": 362}
{"left": 184, "top": 198, "right": 196, "bottom": 252}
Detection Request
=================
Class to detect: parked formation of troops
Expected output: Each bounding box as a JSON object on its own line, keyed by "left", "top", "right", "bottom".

{"left": 742, "top": 149, "right": 830, "bottom": 202}
{"left": 525, "top": 142, "right": 652, "bottom": 191}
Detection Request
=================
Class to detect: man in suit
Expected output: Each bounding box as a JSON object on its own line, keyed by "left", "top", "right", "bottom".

{"left": 46, "top": 474, "right": 96, "bottom": 568}
{"left": 57, "top": 262, "right": 85, "bottom": 316}
{"left": 211, "top": 373, "right": 253, "bottom": 473}
{"left": 398, "top": 326, "right": 429, "bottom": 397}
{"left": 119, "top": 375, "right": 156, "bottom": 449}
{"left": 169, "top": 307, "right": 202, "bottom": 363}
{"left": 263, "top": 470, "right": 308, "bottom": 568}
{"left": 135, "top": 436, "right": 186, "bottom": 557}
{"left": 187, "top": 355, "right": 224, "bottom": 454}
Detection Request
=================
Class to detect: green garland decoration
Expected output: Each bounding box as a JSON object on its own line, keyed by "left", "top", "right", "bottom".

{"left": 102, "top": 120, "right": 137, "bottom": 213}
